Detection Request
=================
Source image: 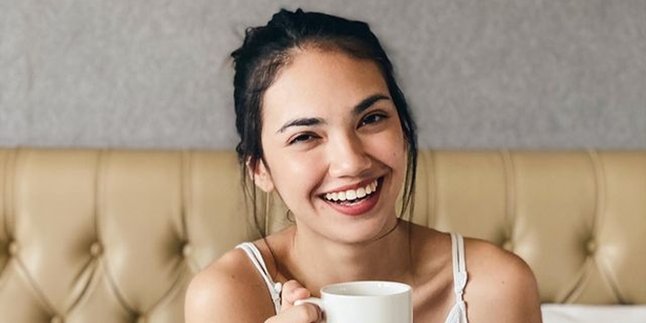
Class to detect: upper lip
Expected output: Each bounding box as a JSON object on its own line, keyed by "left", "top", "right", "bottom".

{"left": 318, "top": 177, "right": 381, "bottom": 196}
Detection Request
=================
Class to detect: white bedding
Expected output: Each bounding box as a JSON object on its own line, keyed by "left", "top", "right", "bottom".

{"left": 541, "top": 304, "right": 646, "bottom": 323}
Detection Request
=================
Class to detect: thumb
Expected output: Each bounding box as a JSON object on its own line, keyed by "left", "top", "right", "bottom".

{"left": 280, "top": 280, "right": 312, "bottom": 312}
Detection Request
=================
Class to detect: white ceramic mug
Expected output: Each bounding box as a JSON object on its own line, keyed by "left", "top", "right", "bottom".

{"left": 294, "top": 281, "right": 412, "bottom": 323}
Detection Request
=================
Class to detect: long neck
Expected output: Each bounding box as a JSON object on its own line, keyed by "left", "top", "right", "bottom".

{"left": 283, "top": 218, "right": 413, "bottom": 296}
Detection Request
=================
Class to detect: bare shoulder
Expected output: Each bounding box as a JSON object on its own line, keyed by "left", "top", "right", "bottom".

{"left": 184, "top": 247, "right": 275, "bottom": 323}
{"left": 463, "top": 238, "right": 543, "bottom": 323}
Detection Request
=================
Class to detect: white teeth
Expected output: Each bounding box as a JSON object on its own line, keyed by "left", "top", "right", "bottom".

{"left": 356, "top": 187, "right": 366, "bottom": 198}
{"left": 322, "top": 179, "right": 379, "bottom": 202}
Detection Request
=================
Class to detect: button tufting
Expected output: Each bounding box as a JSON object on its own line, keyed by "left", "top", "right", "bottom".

{"left": 90, "top": 242, "right": 103, "bottom": 256}
{"left": 182, "top": 243, "right": 192, "bottom": 257}
{"left": 502, "top": 240, "right": 513, "bottom": 251}
{"left": 586, "top": 239, "right": 597, "bottom": 254}
{"left": 136, "top": 314, "right": 146, "bottom": 323}
{"left": 8, "top": 241, "right": 18, "bottom": 256}
{"left": 50, "top": 315, "right": 63, "bottom": 323}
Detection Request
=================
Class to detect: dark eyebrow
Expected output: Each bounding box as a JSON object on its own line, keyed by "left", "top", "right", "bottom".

{"left": 276, "top": 117, "right": 325, "bottom": 134}
{"left": 353, "top": 94, "right": 391, "bottom": 115}
{"left": 275, "top": 94, "right": 390, "bottom": 134}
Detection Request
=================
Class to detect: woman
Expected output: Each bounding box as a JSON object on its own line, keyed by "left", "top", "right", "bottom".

{"left": 185, "top": 9, "right": 542, "bottom": 323}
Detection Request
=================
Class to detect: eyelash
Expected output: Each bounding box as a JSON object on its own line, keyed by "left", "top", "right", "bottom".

{"left": 287, "top": 112, "right": 389, "bottom": 146}
{"left": 288, "top": 133, "right": 318, "bottom": 145}
{"left": 359, "top": 112, "right": 388, "bottom": 127}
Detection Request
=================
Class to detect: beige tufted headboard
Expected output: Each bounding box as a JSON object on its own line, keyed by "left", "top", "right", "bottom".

{"left": 0, "top": 148, "right": 644, "bottom": 322}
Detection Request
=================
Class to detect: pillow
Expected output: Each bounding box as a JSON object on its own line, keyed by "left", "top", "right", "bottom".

{"left": 541, "top": 304, "right": 646, "bottom": 323}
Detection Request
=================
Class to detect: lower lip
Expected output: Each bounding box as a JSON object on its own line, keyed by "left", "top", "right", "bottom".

{"left": 322, "top": 179, "right": 382, "bottom": 216}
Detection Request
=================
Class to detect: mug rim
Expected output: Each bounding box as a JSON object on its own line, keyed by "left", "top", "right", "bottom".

{"left": 320, "top": 280, "right": 412, "bottom": 298}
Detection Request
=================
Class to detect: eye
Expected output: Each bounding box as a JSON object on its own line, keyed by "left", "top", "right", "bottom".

{"left": 288, "top": 133, "right": 318, "bottom": 145}
{"left": 359, "top": 113, "right": 388, "bottom": 127}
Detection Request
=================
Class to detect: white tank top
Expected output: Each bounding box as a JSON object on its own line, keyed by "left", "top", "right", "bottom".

{"left": 236, "top": 232, "right": 469, "bottom": 323}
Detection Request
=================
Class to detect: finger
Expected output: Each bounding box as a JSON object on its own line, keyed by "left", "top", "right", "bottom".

{"left": 280, "top": 280, "right": 302, "bottom": 310}
{"left": 267, "top": 302, "right": 322, "bottom": 323}
{"left": 280, "top": 280, "right": 311, "bottom": 311}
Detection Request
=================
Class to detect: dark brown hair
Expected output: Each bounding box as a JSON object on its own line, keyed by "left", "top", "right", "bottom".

{"left": 231, "top": 8, "right": 418, "bottom": 236}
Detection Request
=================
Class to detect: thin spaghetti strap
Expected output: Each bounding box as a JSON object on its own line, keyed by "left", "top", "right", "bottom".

{"left": 456, "top": 233, "right": 466, "bottom": 274}
{"left": 236, "top": 242, "right": 283, "bottom": 314}
{"left": 446, "top": 233, "right": 469, "bottom": 323}
{"left": 450, "top": 233, "right": 468, "bottom": 293}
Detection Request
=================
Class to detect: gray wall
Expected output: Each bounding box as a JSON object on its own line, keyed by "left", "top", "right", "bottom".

{"left": 1, "top": 0, "right": 645, "bottom": 149}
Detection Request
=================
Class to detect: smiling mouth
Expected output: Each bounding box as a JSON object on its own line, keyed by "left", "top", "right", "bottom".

{"left": 321, "top": 177, "right": 383, "bottom": 205}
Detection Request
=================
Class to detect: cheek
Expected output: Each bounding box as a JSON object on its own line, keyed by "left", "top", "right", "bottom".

{"left": 370, "top": 130, "right": 406, "bottom": 167}
{"left": 391, "top": 149, "right": 407, "bottom": 179}
{"left": 267, "top": 150, "right": 325, "bottom": 197}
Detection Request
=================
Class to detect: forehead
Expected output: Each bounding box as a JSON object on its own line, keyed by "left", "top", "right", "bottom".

{"left": 261, "top": 49, "right": 389, "bottom": 123}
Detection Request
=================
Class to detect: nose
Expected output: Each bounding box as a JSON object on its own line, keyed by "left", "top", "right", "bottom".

{"left": 327, "top": 132, "right": 372, "bottom": 178}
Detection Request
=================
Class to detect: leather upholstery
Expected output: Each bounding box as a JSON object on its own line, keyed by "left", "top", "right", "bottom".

{"left": 0, "top": 148, "right": 644, "bottom": 322}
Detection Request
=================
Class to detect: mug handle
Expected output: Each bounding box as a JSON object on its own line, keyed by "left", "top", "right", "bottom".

{"left": 294, "top": 297, "right": 324, "bottom": 310}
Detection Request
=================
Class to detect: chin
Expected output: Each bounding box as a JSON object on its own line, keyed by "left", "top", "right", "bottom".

{"left": 325, "top": 216, "right": 398, "bottom": 245}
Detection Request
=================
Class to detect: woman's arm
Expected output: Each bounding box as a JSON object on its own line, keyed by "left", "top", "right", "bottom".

{"left": 184, "top": 249, "right": 322, "bottom": 323}
{"left": 184, "top": 249, "right": 276, "bottom": 323}
{"left": 464, "top": 240, "right": 543, "bottom": 323}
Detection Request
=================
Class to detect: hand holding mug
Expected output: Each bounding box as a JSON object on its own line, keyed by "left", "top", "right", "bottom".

{"left": 295, "top": 281, "right": 412, "bottom": 323}
{"left": 264, "top": 280, "right": 323, "bottom": 323}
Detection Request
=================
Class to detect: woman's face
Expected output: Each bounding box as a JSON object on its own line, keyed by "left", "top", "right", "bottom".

{"left": 254, "top": 49, "right": 406, "bottom": 244}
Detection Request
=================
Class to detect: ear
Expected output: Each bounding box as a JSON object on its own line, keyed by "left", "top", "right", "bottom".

{"left": 247, "top": 158, "right": 274, "bottom": 193}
